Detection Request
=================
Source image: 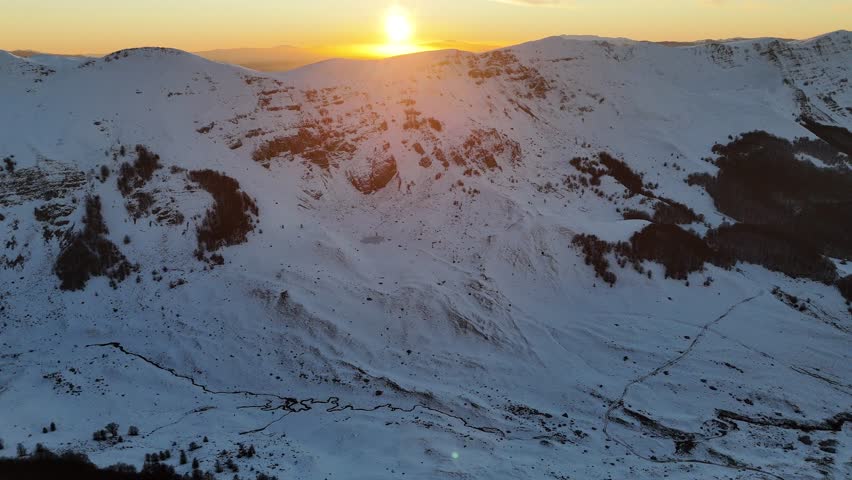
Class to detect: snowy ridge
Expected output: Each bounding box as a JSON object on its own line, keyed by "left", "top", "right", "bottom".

{"left": 0, "top": 34, "right": 850, "bottom": 480}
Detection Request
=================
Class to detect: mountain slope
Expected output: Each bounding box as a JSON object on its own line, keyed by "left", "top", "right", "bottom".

{"left": 0, "top": 33, "right": 850, "bottom": 480}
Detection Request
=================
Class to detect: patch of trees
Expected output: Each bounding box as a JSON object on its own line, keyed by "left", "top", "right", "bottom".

{"left": 3, "top": 156, "right": 17, "bottom": 173}
{"left": 93, "top": 422, "right": 122, "bottom": 443}
{"left": 572, "top": 152, "right": 702, "bottom": 225}
{"left": 126, "top": 192, "right": 155, "bottom": 220}
{"left": 569, "top": 156, "right": 607, "bottom": 186}
{"left": 116, "top": 145, "right": 179, "bottom": 222}
{"left": 235, "top": 443, "right": 256, "bottom": 459}
{"left": 628, "top": 224, "right": 713, "bottom": 280}
{"left": 621, "top": 209, "right": 651, "bottom": 221}
{"left": 145, "top": 451, "right": 172, "bottom": 464}
{"left": 690, "top": 131, "right": 852, "bottom": 259}
{"left": 117, "top": 146, "right": 162, "bottom": 196}
{"left": 597, "top": 152, "right": 646, "bottom": 196}
{"left": 54, "top": 196, "right": 136, "bottom": 291}
{"left": 571, "top": 234, "right": 619, "bottom": 286}
{"left": 836, "top": 275, "right": 852, "bottom": 303}
{"left": 707, "top": 223, "right": 837, "bottom": 283}
{"left": 652, "top": 199, "right": 703, "bottom": 225}
{"left": 574, "top": 224, "right": 712, "bottom": 283}
{"left": 574, "top": 221, "right": 850, "bottom": 301}
{"left": 792, "top": 136, "right": 850, "bottom": 168}
{"left": 570, "top": 152, "right": 649, "bottom": 197}
{"left": 0, "top": 445, "right": 187, "bottom": 480}
{"left": 189, "top": 170, "right": 258, "bottom": 262}
{"left": 799, "top": 117, "right": 852, "bottom": 157}
{"left": 33, "top": 202, "right": 75, "bottom": 241}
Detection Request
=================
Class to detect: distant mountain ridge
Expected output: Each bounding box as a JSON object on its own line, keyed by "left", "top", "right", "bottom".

{"left": 193, "top": 44, "right": 327, "bottom": 71}
{"left": 6, "top": 40, "right": 500, "bottom": 72}
{"left": 8, "top": 31, "right": 845, "bottom": 71}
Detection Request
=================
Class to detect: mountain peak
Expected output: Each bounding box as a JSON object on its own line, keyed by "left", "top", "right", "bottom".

{"left": 100, "top": 46, "right": 194, "bottom": 61}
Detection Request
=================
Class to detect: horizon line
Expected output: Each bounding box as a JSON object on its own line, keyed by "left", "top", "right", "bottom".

{"left": 6, "top": 28, "right": 849, "bottom": 59}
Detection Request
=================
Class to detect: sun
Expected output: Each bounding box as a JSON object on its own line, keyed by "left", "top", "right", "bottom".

{"left": 385, "top": 11, "right": 413, "bottom": 44}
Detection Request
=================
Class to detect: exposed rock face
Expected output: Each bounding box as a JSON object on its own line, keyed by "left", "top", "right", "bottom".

{"left": 347, "top": 155, "right": 398, "bottom": 195}
{"left": 0, "top": 160, "right": 85, "bottom": 207}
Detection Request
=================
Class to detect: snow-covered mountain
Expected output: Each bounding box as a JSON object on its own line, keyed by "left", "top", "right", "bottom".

{"left": 1, "top": 31, "right": 850, "bottom": 480}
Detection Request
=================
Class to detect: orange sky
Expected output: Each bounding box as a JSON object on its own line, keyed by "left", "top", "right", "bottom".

{"left": 1, "top": 0, "right": 849, "bottom": 56}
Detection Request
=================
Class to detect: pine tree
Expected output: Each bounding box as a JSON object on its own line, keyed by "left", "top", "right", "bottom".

{"left": 192, "top": 457, "right": 200, "bottom": 469}
{"left": 50, "top": 422, "right": 56, "bottom": 432}
{"left": 180, "top": 450, "right": 188, "bottom": 465}
{"left": 16, "top": 443, "right": 27, "bottom": 457}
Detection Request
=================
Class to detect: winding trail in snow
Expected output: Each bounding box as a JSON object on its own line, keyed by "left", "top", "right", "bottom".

{"left": 600, "top": 292, "right": 789, "bottom": 480}
{"left": 87, "top": 342, "right": 504, "bottom": 437}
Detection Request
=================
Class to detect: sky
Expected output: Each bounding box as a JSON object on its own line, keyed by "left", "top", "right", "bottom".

{"left": 1, "top": 0, "right": 850, "bottom": 57}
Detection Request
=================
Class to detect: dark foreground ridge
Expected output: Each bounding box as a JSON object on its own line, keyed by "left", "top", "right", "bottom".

{"left": 0, "top": 445, "right": 207, "bottom": 480}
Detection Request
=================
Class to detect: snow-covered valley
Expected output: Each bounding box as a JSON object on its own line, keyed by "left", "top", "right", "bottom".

{"left": 1, "top": 31, "right": 851, "bottom": 479}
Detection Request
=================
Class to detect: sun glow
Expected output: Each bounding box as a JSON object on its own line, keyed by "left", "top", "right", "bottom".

{"left": 337, "top": 7, "right": 432, "bottom": 59}
{"left": 385, "top": 11, "right": 413, "bottom": 44}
